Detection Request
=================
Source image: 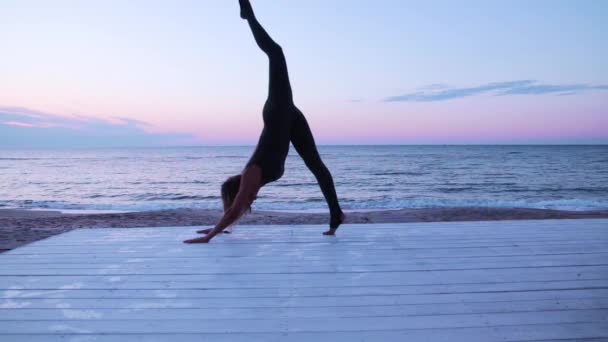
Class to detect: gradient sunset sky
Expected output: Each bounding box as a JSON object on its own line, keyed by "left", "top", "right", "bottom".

{"left": 1, "top": 0, "right": 607, "bottom": 147}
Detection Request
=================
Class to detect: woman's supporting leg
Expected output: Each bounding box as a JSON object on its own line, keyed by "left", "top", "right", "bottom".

{"left": 290, "top": 111, "right": 344, "bottom": 234}
{"left": 240, "top": 0, "right": 292, "bottom": 103}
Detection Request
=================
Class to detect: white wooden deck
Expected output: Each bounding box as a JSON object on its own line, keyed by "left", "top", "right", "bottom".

{"left": 0, "top": 219, "right": 607, "bottom": 341}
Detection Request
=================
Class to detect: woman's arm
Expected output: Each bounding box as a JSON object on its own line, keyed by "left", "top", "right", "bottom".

{"left": 184, "top": 195, "right": 247, "bottom": 243}
{"left": 183, "top": 166, "right": 261, "bottom": 244}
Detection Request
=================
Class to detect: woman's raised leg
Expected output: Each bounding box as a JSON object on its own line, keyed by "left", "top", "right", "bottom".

{"left": 239, "top": 0, "right": 292, "bottom": 103}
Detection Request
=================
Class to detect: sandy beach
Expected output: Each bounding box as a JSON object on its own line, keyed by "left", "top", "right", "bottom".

{"left": 2, "top": 207, "right": 608, "bottom": 252}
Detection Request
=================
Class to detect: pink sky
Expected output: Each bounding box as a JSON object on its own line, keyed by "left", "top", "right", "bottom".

{"left": 1, "top": 1, "right": 607, "bottom": 146}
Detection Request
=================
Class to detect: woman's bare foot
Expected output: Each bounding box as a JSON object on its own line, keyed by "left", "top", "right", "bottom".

{"left": 323, "top": 211, "right": 345, "bottom": 236}
{"left": 239, "top": 0, "right": 254, "bottom": 20}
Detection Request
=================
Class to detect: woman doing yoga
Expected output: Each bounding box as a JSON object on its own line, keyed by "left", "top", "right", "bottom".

{"left": 184, "top": 0, "right": 344, "bottom": 244}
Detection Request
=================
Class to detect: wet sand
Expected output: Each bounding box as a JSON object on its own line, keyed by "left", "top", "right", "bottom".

{"left": 2, "top": 207, "right": 608, "bottom": 252}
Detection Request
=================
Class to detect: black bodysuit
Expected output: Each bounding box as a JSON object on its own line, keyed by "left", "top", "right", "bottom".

{"left": 246, "top": 88, "right": 323, "bottom": 185}
{"left": 243, "top": 10, "right": 341, "bottom": 216}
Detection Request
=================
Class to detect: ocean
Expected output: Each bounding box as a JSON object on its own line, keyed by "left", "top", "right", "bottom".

{"left": 1, "top": 145, "right": 607, "bottom": 212}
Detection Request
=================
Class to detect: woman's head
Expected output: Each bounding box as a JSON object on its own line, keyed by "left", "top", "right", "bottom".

{"left": 221, "top": 174, "right": 251, "bottom": 213}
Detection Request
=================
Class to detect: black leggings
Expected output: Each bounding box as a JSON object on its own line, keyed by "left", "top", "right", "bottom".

{"left": 245, "top": 10, "right": 342, "bottom": 218}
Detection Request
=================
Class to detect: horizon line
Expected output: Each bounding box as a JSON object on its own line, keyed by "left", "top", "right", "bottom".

{"left": 2, "top": 143, "right": 607, "bottom": 150}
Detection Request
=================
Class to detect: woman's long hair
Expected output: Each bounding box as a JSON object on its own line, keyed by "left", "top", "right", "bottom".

{"left": 221, "top": 175, "right": 251, "bottom": 231}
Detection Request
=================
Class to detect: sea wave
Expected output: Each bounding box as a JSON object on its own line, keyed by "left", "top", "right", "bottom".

{"left": 129, "top": 180, "right": 208, "bottom": 185}
{"left": 133, "top": 193, "right": 219, "bottom": 201}
{"left": 372, "top": 171, "right": 426, "bottom": 176}
{"left": 2, "top": 197, "right": 607, "bottom": 212}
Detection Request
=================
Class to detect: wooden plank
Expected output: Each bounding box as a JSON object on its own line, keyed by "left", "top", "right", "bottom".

{"left": 2, "top": 250, "right": 607, "bottom": 265}
{"left": 3, "top": 289, "right": 608, "bottom": 309}
{"left": 3, "top": 251, "right": 606, "bottom": 267}
{"left": 1, "top": 298, "right": 607, "bottom": 321}
{"left": 3, "top": 279, "right": 607, "bottom": 299}
{"left": 2, "top": 264, "right": 606, "bottom": 282}
{"left": 5, "top": 250, "right": 608, "bottom": 267}
{"left": 6, "top": 245, "right": 608, "bottom": 261}
{"left": 16, "top": 228, "right": 607, "bottom": 241}
{"left": 4, "top": 276, "right": 608, "bottom": 302}
{"left": 0, "top": 322, "right": 606, "bottom": 342}
{"left": 0, "top": 309, "right": 606, "bottom": 333}
{"left": 10, "top": 234, "right": 607, "bottom": 249}
{"left": 2, "top": 255, "right": 608, "bottom": 275}
{"left": 24, "top": 235, "right": 604, "bottom": 248}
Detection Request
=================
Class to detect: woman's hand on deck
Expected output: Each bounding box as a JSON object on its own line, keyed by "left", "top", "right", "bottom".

{"left": 197, "top": 228, "right": 231, "bottom": 234}
{"left": 183, "top": 235, "right": 211, "bottom": 244}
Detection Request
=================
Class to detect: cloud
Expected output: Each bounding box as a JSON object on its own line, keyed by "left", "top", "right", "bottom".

{"left": 0, "top": 106, "right": 197, "bottom": 148}
{"left": 384, "top": 80, "right": 608, "bottom": 102}
{"left": 2, "top": 121, "right": 36, "bottom": 128}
